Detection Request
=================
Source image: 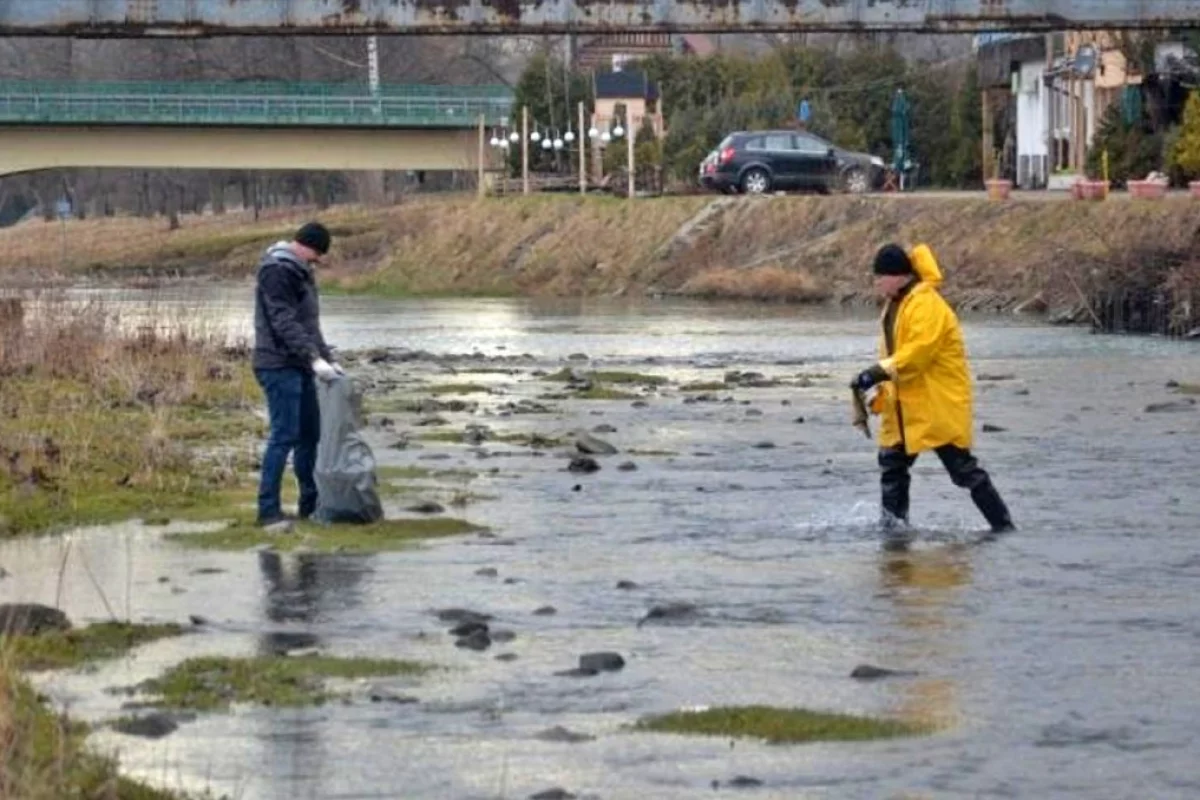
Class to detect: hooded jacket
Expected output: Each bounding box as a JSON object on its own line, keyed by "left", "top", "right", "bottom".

{"left": 253, "top": 242, "right": 333, "bottom": 371}
{"left": 869, "top": 244, "right": 973, "bottom": 454}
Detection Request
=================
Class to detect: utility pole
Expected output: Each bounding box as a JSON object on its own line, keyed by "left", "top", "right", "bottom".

{"left": 626, "top": 112, "right": 636, "bottom": 198}
{"left": 365, "top": 36, "right": 385, "bottom": 203}
{"left": 477, "top": 114, "right": 486, "bottom": 198}
{"left": 578, "top": 101, "right": 587, "bottom": 195}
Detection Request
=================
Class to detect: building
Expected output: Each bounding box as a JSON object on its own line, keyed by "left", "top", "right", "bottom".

{"left": 574, "top": 33, "right": 715, "bottom": 72}
{"left": 976, "top": 32, "right": 1190, "bottom": 189}
{"left": 591, "top": 69, "right": 665, "bottom": 139}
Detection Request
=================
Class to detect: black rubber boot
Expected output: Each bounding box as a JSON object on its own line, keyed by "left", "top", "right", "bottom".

{"left": 878, "top": 447, "right": 915, "bottom": 523}
{"left": 935, "top": 445, "right": 1014, "bottom": 532}
{"left": 971, "top": 482, "right": 1014, "bottom": 532}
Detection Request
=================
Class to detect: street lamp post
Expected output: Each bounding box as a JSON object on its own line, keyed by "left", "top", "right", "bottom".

{"left": 522, "top": 105, "right": 530, "bottom": 196}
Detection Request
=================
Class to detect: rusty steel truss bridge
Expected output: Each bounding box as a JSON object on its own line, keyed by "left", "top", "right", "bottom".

{"left": 1, "top": 0, "right": 1200, "bottom": 37}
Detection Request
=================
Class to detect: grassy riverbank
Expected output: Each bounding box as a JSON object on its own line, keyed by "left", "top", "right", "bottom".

{"left": 0, "top": 665, "right": 189, "bottom": 799}
{"left": 0, "top": 194, "right": 1196, "bottom": 326}
{"left": 0, "top": 296, "right": 261, "bottom": 536}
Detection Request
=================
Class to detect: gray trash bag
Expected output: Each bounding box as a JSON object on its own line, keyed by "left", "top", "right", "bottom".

{"left": 312, "top": 376, "right": 383, "bottom": 525}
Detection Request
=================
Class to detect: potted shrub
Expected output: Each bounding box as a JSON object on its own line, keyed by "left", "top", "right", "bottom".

{"left": 1128, "top": 172, "right": 1170, "bottom": 199}
{"left": 1172, "top": 91, "right": 1200, "bottom": 198}
{"left": 1075, "top": 178, "right": 1108, "bottom": 201}
{"left": 986, "top": 177, "right": 1012, "bottom": 200}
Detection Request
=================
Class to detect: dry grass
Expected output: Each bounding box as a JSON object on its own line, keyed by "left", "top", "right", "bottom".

{"left": 667, "top": 195, "right": 1200, "bottom": 308}
{"left": 680, "top": 265, "right": 830, "bottom": 302}
{"left": 326, "top": 194, "right": 709, "bottom": 297}
{"left": 0, "top": 205, "right": 381, "bottom": 279}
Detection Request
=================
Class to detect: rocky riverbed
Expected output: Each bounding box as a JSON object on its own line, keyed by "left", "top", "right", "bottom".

{"left": 2, "top": 294, "right": 1198, "bottom": 800}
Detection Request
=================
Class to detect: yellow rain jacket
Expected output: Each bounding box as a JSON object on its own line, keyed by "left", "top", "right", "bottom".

{"left": 869, "top": 245, "right": 973, "bottom": 455}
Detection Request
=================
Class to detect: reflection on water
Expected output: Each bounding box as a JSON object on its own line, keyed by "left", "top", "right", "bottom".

{"left": 0, "top": 291, "right": 1197, "bottom": 799}
{"left": 878, "top": 546, "right": 973, "bottom": 732}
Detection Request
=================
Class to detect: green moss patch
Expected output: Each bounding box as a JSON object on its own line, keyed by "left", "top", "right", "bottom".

{"left": 423, "top": 383, "right": 491, "bottom": 396}
{"left": 681, "top": 381, "right": 729, "bottom": 392}
{"left": 136, "top": 655, "right": 430, "bottom": 711}
{"left": 544, "top": 368, "right": 668, "bottom": 386}
{"left": 165, "top": 517, "right": 483, "bottom": 552}
{"left": 634, "top": 705, "right": 927, "bottom": 744}
{"left": 4, "top": 622, "right": 185, "bottom": 672}
{"left": 0, "top": 363, "right": 259, "bottom": 538}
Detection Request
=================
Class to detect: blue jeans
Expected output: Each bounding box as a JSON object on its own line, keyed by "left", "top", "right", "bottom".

{"left": 255, "top": 368, "right": 320, "bottom": 521}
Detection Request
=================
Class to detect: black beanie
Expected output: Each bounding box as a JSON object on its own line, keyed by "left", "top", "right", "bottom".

{"left": 873, "top": 244, "right": 913, "bottom": 276}
{"left": 295, "top": 222, "right": 331, "bottom": 255}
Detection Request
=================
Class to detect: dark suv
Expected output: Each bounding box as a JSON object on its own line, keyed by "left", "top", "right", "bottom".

{"left": 699, "top": 130, "right": 885, "bottom": 195}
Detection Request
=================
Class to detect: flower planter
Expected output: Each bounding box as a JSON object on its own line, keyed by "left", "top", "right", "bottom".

{"left": 1190, "top": 180, "right": 1200, "bottom": 199}
{"left": 985, "top": 179, "right": 1012, "bottom": 201}
{"left": 1128, "top": 180, "right": 1169, "bottom": 199}
{"left": 1074, "top": 179, "right": 1108, "bottom": 201}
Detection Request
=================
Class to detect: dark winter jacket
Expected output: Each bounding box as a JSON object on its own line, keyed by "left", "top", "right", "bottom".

{"left": 253, "top": 243, "right": 333, "bottom": 371}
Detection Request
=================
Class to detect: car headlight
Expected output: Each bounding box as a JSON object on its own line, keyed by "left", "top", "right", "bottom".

{"left": 870, "top": 156, "right": 885, "bottom": 168}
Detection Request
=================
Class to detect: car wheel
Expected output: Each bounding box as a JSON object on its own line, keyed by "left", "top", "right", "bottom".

{"left": 741, "top": 168, "right": 770, "bottom": 195}
{"left": 842, "top": 168, "right": 869, "bottom": 194}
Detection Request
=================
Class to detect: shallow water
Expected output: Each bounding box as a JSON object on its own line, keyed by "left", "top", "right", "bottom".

{"left": 3, "top": 290, "right": 1199, "bottom": 800}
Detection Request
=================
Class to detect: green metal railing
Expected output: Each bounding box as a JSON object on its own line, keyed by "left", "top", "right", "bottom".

{"left": 0, "top": 80, "right": 514, "bottom": 129}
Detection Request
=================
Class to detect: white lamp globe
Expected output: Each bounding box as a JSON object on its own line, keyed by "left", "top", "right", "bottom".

{"left": 613, "top": 124, "right": 625, "bottom": 138}
{"left": 564, "top": 130, "right": 575, "bottom": 143}
{"left": 489, "top": 136, "right": 500, "bottom": 147}
{"left": 588, "top": 126, "right": 600, "bottom": 139}
{"left": 531, "top": 130, "right": 541, "bottom": 142}
{"left": 600, "top": 131, "right": 611, "bottom": 143}
{"left": 541, "top": 138, "right": 551, "bottom": 150}
{"left": 553, "top": 138, "right": 564, "bottom": 150}
{"left": 509, "top": 132, "right": 519, "bottom": 143}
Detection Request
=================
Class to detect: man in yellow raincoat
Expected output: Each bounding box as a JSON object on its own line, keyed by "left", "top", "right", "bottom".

{"left": 851, "top": 243, "right": 1014, "bottom": 534}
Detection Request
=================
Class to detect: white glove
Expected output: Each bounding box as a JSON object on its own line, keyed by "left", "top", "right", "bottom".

{"left": 312, "top": 358, "right": 339, "bottom": 381}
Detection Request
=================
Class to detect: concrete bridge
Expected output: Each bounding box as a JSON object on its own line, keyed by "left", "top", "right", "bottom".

{"left": 0, "top": 80, "right": 512, "bottom": 177}
{"left": 1, "top": 0, "right": 1199, "bottom": 35}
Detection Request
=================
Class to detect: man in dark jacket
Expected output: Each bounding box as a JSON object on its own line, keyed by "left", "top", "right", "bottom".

{"left": 253, "top": 222, "right": 341, "bottom": 526}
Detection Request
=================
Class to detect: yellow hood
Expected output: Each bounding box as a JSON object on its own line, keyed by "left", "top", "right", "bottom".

{"left": 909, "top": 244, "right": 943, "bottom": 288}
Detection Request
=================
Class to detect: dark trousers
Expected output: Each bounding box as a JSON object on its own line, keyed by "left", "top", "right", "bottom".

{"left": 255, "top": 367, "right": 320, "bottom": 521}
{"left": 879, "top": 444, "right": 1013, "bottom": 531}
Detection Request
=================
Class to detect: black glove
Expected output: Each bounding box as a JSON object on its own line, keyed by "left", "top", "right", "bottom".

{"left": 850, "top": 364, "right": 890, "bottom": 392}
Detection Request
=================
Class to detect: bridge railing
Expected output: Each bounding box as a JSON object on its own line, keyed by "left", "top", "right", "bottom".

{"left": 0, "top": 81, "right": 514, "bottom": 128}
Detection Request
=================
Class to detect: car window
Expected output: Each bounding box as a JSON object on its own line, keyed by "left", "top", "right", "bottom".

{"left": 760, "top": 134, "right": 794, "bottom": 151}
{"left": 742, "top": 136, "right": 766, "bottom": 151}
{"left": 794, "top": 134, "right": 830, "bottom": 154}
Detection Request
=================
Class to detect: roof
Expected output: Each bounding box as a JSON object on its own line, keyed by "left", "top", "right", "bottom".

{"left": 680, "top": 34, "right": 717, "bottom": 56}
{"left": 976, "top": 35, "right": 1048, "bottom": 88}
{"left": 594, "top": 70, "right": 659, "bottom": 101}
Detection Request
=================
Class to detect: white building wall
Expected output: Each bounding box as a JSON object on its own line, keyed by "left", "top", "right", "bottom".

{"left": 1015, "top": 58, "right": 1048, "bottom": 189}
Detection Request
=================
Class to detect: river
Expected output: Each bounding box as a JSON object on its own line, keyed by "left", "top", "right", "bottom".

{"left": 3, "top": 288, "right": 1198, "bottom": 799}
